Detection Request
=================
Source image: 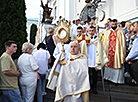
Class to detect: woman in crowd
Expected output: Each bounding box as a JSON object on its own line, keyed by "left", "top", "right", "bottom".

{"left": 124, "top": 22, "right": 132, "bottom": 78}
{"left": 33, "top": 43, "right": 51, "bottom": 102}
{"left": 18, "top": 42, "right": 39, "bottom": 102}
{"left": 125, "top": 23, "right": 137, "bottom": 85}
{"left": 125, "top": 22, "right": 132, "bottom": 51}
{"left": 45, "top": 27, "right": 57, "bottom": 68}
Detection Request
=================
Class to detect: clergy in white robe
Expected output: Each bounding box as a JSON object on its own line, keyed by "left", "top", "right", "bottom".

{"left": 55, "top": 42, "right": 90, "bottom": 102}
{"left": 87, "top": 26, "right": 98, "bottom": 94}
{"left": 47, "top": 42, "right": 90, "bottom": 102}
{"left": 47, "top": 42, "right": 70, "bottom": 91}
{"left": 70, "top": 21, "right": 78, "bottom": 37}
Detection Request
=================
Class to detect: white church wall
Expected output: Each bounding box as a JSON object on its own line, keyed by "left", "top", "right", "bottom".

{"left": 49, "top": 0, "right": 80, "bottom": 23}
{"left": 76, "top": 0, "right": 86, "bottom": 19}
{"left": 27, "top": 0, "right": 138, "bottom": 38}
{"left": 96, "top": 0, "right": 112, "bottom": 27}
{"left": 97, "top": 0, "right": 138, "bottom": 27}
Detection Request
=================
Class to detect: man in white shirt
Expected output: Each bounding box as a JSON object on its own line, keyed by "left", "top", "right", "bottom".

{"left": 80, "top": 21, "right": 86, "bottom": 28}
{"left": 87, "top": 26, "right": 98, "bottom": 94}
{"left": 70, "top": 20, "right": 77, "bottom": 37}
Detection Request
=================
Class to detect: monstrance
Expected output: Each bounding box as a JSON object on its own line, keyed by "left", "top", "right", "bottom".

{"left": 56, "top": 19, "right": 70, "bottom": 64}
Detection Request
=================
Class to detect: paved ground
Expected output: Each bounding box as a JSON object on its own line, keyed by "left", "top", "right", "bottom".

{"left": 42, "top": 80, "right": 138, "bottom": 102}
{"left": 0, "top": 78, "right": 138, "bottom": 102}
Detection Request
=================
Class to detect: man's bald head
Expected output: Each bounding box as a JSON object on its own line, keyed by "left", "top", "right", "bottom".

{"left": 70, "top": 42, "right": 81, "bottom": 55}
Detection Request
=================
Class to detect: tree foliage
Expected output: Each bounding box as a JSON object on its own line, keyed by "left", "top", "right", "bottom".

{"left": 0, "top": 0, "right": 27, "bottom": 59}
{"left": 30, "top": 24, "right": 37, "bottom": 45}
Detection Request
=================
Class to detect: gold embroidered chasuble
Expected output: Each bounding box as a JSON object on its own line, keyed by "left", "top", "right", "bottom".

{"left": 93, "top": 37, "right": 109, "bottom": 70}
{"left": 47, "top": 53, "right": 90, "bottom": 102}
{"left": 102, "top": 28, "right": 126, "bottom": 69}
{"left": 54, "top": 53, "right": 90, "bottom": 102}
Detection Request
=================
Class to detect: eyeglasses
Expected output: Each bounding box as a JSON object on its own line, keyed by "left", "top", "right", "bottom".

{"left": 77, "top": 31, "right": 82, "bottom": 32}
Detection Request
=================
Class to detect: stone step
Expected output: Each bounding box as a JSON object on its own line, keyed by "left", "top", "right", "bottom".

{"left": 110, "top": 84, "right": 138, "bottom": 95}
{"left": 89, "top": 91, "right": 138, "bottom": 102}
{"left": 110, "top": 92, "right": 138, "bottom": 102}
{"left": 89, "top": 91, "right": 110, "bottom": 102}
{"left": 97, "top": 70, "right": 133, "bottom": 83}
{"left": 97, "top": 81, "right": 110, "bottom": 92}
{"left": 44, "top": 79, "right": 138, "bottom": 102}
{"left": 97, "top": 81, "right": 138, "bottom": 95}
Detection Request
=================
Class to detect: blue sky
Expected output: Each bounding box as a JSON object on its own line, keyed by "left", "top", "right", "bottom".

{"left": 25, "top": 0, "right": 46, "bottom": 19}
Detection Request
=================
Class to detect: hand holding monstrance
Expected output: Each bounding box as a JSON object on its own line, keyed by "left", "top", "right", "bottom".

{"left": 56, "top": 19, "right": 70, "bottom": 64}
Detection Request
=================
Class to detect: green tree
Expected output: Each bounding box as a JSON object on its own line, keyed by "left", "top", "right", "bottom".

{"left": 30, "top": 24, "right": 37, "bottom": 45}
{"left": 0, "top": 0, "right": 27, "bottom": 59}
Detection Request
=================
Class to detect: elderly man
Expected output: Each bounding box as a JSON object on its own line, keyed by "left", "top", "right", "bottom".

{"left": 48, "top": 42, "right": 90, "bottom": 102}
{"left": 55, "top": 42, "right": 90, "bottom": 102}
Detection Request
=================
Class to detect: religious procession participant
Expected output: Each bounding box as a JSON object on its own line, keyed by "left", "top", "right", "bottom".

{"left": 80, "top": 21, "right": 86, "bottom": 28}
{"left": 77, "top": 26, "right": 108, "bottom": 94}
{"left": 102, "top": 19, "right": 126, "bottom": 84}
{"left": 90, "top": 21, "right": 94, "bottom": 27}
{"left": 87, "top": 26, "right": 98, "bottom": 94}
{"left": 68, "top": 20, "right": 72, "bottom": 28}
{"left": 91, "top": 17, "right": 96, "bottom": 27}
{"left": 51, "top": 42, "right": 90, "bottom": 102}
{"left": 101, "top": 23, "right": 109, "bottom": 34}
{"left": 47, "top": 19, "right": 108, "bottom": 99}
{"left": 107, "top": 18, "right": 112, "bottom": 30}
{"left": 70, "top": 26, "right": 84, "bottom": 51}
{"left": 83, "top": 27, "right": 88, "bottom": 34}
{"left": 86, "top": 20, "right": 90, "bottom": 29}
{"left": 78, "top": 19, "right": 81, "bottom": 25}
{"left": 125, "top": 21, "right": 138, "bottom": 85}
{"left": 77, "top": 26, "right": 83, "bottom": 37}
{"left": 70, "top": 20, "right": 77, "bottom": 37}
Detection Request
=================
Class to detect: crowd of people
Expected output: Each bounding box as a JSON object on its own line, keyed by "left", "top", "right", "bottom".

{"left": 0, "top": 16, "right": 138, "bottom": 102}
